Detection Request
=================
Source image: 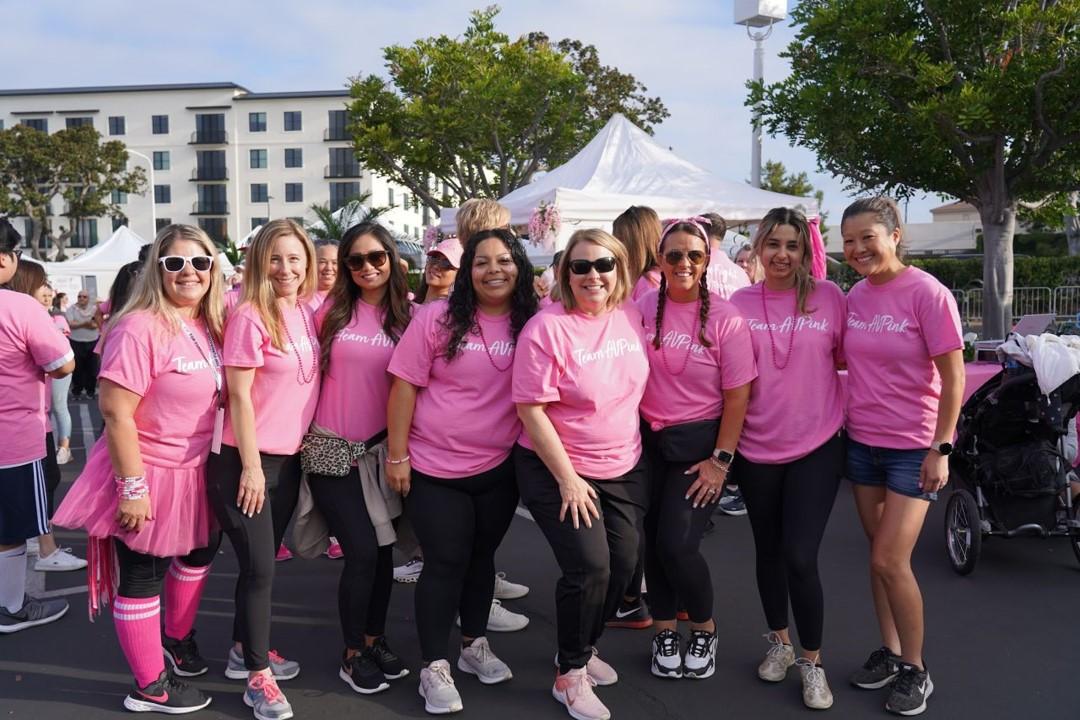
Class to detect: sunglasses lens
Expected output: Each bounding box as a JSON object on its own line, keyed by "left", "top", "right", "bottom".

{"left": 191, "top": 256, "right": 213, "bottom": 272}
{"left": 664, "top": 251, "right": 683, "bottom": 265}
{"left": 593, "top": 257, "right": 616, "bottom": 273}
{"left": 162, "top": 257, "right": 185, "bottom": 272}
{"left": 688, "top": 251, "right": 706, "bottom": 265}
{"left": 345, "top": 255, "right": 365, "bottom": 270}
{"left": 367, "top": 251, "right": 388, "bottom": 268}
{"left": 568, "top": 259, "right": 591, "bottom": 275}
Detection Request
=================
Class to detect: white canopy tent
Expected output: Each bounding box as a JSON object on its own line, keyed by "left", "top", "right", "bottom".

{"left": 438, "top": 114, "right": 817, "bottom": 256}
{"left": 34, "top": 225, "right": 148, "bottom": 299}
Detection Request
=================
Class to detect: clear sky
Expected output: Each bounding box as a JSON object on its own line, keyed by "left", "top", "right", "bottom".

{"left": 3, "top": 0, "right": 944, "bottom": 225}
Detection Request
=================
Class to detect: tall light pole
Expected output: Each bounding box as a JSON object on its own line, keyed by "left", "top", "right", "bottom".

{"left": 126, "top": 149, "right": 156, "bottom": 237}
{"left": 735, "top": 1, "right": 787, "bottom": 188}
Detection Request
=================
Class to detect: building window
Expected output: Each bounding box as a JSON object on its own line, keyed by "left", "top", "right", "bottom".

{"left": 415, "top": 227, "right": 421, "bottom": 240}
{"left": 72, "top": 219, "right": 99, "bottom": 249}
{"left": 404, "top": 224, "right": 410, "bottom": 235}
{"left": 330, "top": 182, "right": 360, "bottom": 212}
{"left": 108, "top": 116, "right": 125, "bottom": 135}
{"left": 65, "top": 116, "right": 93, "bottom": 129}
{"left": 195, "top": 150, "right": 227, "bottom": 180}
{"left": 249, "top": 112, "right": 267, "bottom": 132}
{"left": 285, "top": 183, "right": 303, "bottom": 203}
{"left": 327, "top": 109, "right": 348, "bottom": 140}
{"left": 154, "top": 185, "right": 171, "bottom": 204}
{"left": 251, "top": 217, "right": 268, "bottom": 230}
{"left": 250, "top": 149, "right": 267, "bottom": 169}
{"left": 388, "top": 188, "right": 395, "bottom": 206}
{"left": 251, "top": 183, "right": 269, "bottom": 203}
{"left": 152, "top": 114, "right": 169, "bottom": 134}
{"left": 284, "top": 148, "right": 303, "bottom": 168}
{"left": 152, "top": 151, "right": 170, "bottom": 171}
{"left": 111, "top": 190, "right": 128, "bottom": 205}
{"left": 156, "top": 218, "right": 172, "bottom": 231}
{"left": 327, "top": 148, "right": 360, "bottom": 177}
{"left": 194, "top": 113, "right": 226, "bottom": 144}
{"left": 22, "top": 118, "right": 48, "bottom": 133}
{"left": 283, "top": 111, "right": 302, "bottom": 131}
{"left": 403, "top": 194, "right": 410, "bottom": 211}
{"left": 198, "top": 218, "right": 226, "bottom": 243}
{"left": 112, "top": 217, "right": 129, "bottom": 232}
{"left": 0, "top": 120, "right": 4, "bottom": 130}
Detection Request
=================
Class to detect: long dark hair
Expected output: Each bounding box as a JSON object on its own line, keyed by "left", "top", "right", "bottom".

{"left": 107, "top": 260, "right": 142, "bottom": 316}
{"left": 442, "top": 228, "right": 537, "bottom": 361}
{"left": 653, "top": 221, "right": 712, "bottom": 350}
{"left": 318, "top": 222, "right": 412, "bottom": 372}
{"left": 751, "top": 207, "right": 817, "bottom": 316}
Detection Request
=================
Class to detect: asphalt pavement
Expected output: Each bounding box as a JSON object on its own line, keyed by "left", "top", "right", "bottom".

{"left": 1, "top": 398, "right": 1077, "bottom": 719}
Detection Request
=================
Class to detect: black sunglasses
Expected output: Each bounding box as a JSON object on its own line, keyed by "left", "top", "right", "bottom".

{"left": 663, "top": 249, "right": 707, "bottom": 266}
{"left": 568, "top": 257, "right": 617, "bottom": 275}
{"left": 345, "top": 250, "right": 389, "bottom": 271}
{"left": 426, "top": 254, "right": 455, "bottom": 271}
{"left": 159, "top": 255, "right": 214, "bottom": 272}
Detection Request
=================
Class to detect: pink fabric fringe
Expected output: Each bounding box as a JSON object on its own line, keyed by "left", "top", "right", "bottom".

{"left": 87, "top": 536, "right": 119, "bottom": 621}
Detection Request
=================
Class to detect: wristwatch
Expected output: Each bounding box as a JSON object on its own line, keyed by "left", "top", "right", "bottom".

{"left": 930, "top": 441, "right": 953, "bottom": 456}
{"left": 712, "top": 448, "right": 734, "bottom": 465}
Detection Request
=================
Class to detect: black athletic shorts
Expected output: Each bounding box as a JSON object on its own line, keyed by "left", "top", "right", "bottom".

{"left": 0, "top": 459, "right": 50, "bottom": 544}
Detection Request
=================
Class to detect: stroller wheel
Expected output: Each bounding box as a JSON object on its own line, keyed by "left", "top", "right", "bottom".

{"left": 945, "top": 489, "right": 982, "bottom": 575}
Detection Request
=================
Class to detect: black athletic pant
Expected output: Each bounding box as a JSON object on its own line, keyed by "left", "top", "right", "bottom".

{"left": 515, "top": 445, "right": 648, "bottom": 672}
{"left": 115, "top": 540, "right": 217, "bottom": 599}
{"left": 206, "top": 444, "right": 302, "bottom": 671}
{"left": 641, "top": 427, "right": 716, "bottom": 624}
{"left": 308, "top": 467, "right": 394, "bottom": 649}
{"left": 731, "top": 432, "right": 844, "bottom": 652}
{"left": 70, "top": 339, "right": 99, "bottom": 396}
{"left": 407, "top": 456, "right": 518, "bottom": 663}
{"left": 42, "top": 432, "right": 60, "bottom": 519}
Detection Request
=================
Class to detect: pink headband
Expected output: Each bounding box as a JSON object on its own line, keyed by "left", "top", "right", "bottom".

{"left": 659, "top": 216, "right": 712, "bottom": 252}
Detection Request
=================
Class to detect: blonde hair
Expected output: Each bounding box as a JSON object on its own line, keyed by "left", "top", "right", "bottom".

{"left": 750, "top": 207, "right": 816, "bottom": 315}
{"left": 611, "top": 205, "right": 661, "bottom": 284}
{"left": 241, "top": 218, "right": 317, "bottom": 350}
{"left": 456, "top": 199, "right": 510, "bottom": 246}
{"left": 557, "top": 229, "right": 632, "bottom": 312}
{"left": 107, "top": 224, "right": 225, "bottom": 343}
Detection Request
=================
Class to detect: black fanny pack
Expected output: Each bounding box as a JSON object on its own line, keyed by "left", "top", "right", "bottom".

{"left": 657, "top": 419, "right": 719, "bottom": 464}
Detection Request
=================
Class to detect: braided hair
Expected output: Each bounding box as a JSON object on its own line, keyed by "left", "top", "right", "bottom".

{"left": 653, "top": 222, "right": 712, "bottom": 350}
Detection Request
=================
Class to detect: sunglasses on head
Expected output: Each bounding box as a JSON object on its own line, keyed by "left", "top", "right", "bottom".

{"left": 427, "top": 254, "right": 455, "bottom": 271}
{"left": 568, "top": 257, "right": 617, "bottom": 275}
{"left": 345, "top": 250, "right": 388, "bottom": 271}
{"left": 159, "top": 255, "right": 214, "bottom": 272}
{"left": 662, "top": 249, "right": 707, "bottom": 266}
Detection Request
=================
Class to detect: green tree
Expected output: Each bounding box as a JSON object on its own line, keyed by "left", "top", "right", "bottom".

{"left": 758, "top": 160, "right": 829, "bottom": 240}
{"left": 305, "top": 190, "right": 392, "bottom": 241}
{"left": 750, "top": 0, "right": 1080, "bottom": 339}
{"left": 346, "top": 5, "right": 668, "bottom": 213}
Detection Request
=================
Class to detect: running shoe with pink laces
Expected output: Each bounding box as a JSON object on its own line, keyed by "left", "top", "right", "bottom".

{"left": 552, "top": 667, "right": 610, "bottom": 720}
{"left": 244, "top": 672, "right": 293, "bottom": 720}
{"left": 325, "top": 538, "right": 344, "bottom": 559}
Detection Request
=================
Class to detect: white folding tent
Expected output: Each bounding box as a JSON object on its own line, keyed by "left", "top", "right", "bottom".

{"left": 34, "top": 225, "right": 148, "bottom": 299}
{"left": 438, "top": 113, "right": 817, "bottom": 255}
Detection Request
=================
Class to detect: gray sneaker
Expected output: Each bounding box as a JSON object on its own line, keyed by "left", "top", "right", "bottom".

{"left": 419, "top": 659, "right": 463, "bottom": 714}
{"left": 226, "top": 646, "right": 300, "bottom": 680}
{"left": 850, "top": 646, "right": 901, "bottom": 689}
{"left": 0, "top": 595, "right": 69, "bottom": 634}
{"left": 758, "top": 631, "right": 795, "bottom": 682}
{"left": 796, "top": 658, "right": 834, "bottom": 709}
{"left": 457, "top": 637, "right": 512, "bottom": 684}
{"left": 244, "top": 673, "right": 293, "bottom": 720}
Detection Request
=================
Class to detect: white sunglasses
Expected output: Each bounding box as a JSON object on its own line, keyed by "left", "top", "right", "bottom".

{"left": 159, "top": 255, "right": 214, "bottom": 272}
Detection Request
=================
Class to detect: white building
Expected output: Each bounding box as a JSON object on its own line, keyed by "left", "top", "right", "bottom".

{"left": 0, "top": 82, "right": 439, "bottom": 252}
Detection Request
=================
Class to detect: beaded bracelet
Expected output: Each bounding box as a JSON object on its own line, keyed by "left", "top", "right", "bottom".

{"left": 115, "top": 475, "right": 149, "bottom": 500}
{"left": 708, "top": 457, "right": 730, "bottom": 471}
{"left": 385, "top": 455, "right": 411, "bottom": 465}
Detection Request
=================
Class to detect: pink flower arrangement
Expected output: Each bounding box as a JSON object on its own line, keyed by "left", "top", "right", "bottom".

{"left": 527, "top": 202, "right": 561, "bottom": 251}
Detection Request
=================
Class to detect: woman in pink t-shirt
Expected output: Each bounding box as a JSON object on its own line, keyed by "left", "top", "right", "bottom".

{"left": 513, "top": 229, "right": 649, "bottom": 720}
{"left": 386, "top": 228, "right": 537, "bottom": 714}
{"left": 414, "top": 238, "right": 462, "bottom": 304}
{"left": 613, "top": 205, "right": 663, "bottom": 302}
{"left": 308, "top": 238, "right": 338, "bottom": 312}
{"left": 309, "top": 222, "right": 413, "bottom": 695}
{"left": 205, "top": 219, "right": 320, "bottom": 720}
{"left": 729, "top": 208, "right": 846, "bottom": 709}
{"left": 841, "top": 197, "right": 963, "bottom": 716}
{"left": 53, "top": 224, "right": 225, "bottom": 713}
{"left": 636, "top": 218, "right": 756, "bottom": 683}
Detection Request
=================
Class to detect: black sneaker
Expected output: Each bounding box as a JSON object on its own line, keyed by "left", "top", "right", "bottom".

{"left": 368, "top": 636, "right": 409, "bottom": 679}
{"left": 605, "top": 597, "right": 653, "bottom": 629}
{"left": 338, "top": 649, "right": 390, "bottom": 695}
{"left": 718, "top": 485, "right": 747, "bottom": 516}
{"left": 163, "top": 629, "right": 209, "bottom": 677}
{"left": 851, "top": 646, "right": 901, "bottom": 689}
{"left": 0, "top": 595, "right": 68, "bottom": 634}
{"left": 650, "top": 629, "right": 683, "bottom": 678}
{"left": 123, "top": 668, "right": 212, "bottom": 713}
{"left": 885, "top": 663, "right": 934, "bottom": 716}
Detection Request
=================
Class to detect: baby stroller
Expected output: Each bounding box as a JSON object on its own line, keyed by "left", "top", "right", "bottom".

{"left": 945, "top": 364, "right": 1080, "bottom": 575}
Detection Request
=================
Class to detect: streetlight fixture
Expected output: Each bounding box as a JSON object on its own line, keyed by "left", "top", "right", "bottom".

{"left": 266, "top": 194, "right": 273, "bottom": 222}
{"left": 734, "top": 0, "right": 787, "bottom": 188}
{"left": 126, "top": 149, "right": 156, "bottom": 236}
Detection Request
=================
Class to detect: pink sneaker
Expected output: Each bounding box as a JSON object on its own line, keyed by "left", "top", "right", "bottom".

{"left": 325, "top": 539, "right": 343, "bottom": 559}
{"left": 275, "top": 544, "right": 293, "bottom": 562}
{"left": 585, "top": 648, "right": 618, "bottom": 686}
{"left": 552, "top": 667, "right": 610, "bottom": 720}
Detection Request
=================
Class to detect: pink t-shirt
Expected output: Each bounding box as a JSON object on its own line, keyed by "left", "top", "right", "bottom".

{"left": 631, "top": 270, "right": 662, "bottom": 302}
{"left": 845, "top": 267, "right": 963, "bottom": 449}
{"left": 308, "top": 290, "right": 329, "bottom": 313}
{"left": 99, "top": 311, "right": 221, "bottom": 467}
{"left": 314, "top": 298, "right": 403, "bottom": 443}
{"left": 222, "top": 301, "right": 321, "bottom": 455}
{"left": 731, "top": 281, "right": 846, "bottom": 463}
{"left": 388, "top": 300, "right": 519, "bottom": 478}
{"left": 636, "top": 289, "right": 756, "bottom": 430}
{"left": 0, "top": 291, "right": 74, "bottom": 467}
{"left": 224, "top": 286, "right": 242, "bottom": 314}
{"left": 52, "top": 314, "right": 71, "bottom": 336}
{"left": 706, "top": 253, "right": 751, "bottom": 300}
{"left": 513, "top": 303, "right": 650, "bottom": 479}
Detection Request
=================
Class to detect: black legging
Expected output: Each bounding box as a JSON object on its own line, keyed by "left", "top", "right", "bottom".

{"left": 641, "top": 427, "right": 716, "bottom": 624}
{"left": 515, "top": 445, "right": 648, "bottom": 673}
{"left": 115, "top": 540, "right": 217, "bottom": 599}
{"left": 206, "top": 444, "right": 302, "bottom": 672}
{"left": 308, "top": 467, "right": 394, "bottom": 649}
{"left": 70, "top": 338, "right": 99, "bottom": 396}
{"left": 731, "top": 432, "right": 844, "bottom": 652}
{"left": 407, "top": 457, "right": 518, "bottom": 663}
{"left": 43, "top": 432, "right": 61, "bottom": 519}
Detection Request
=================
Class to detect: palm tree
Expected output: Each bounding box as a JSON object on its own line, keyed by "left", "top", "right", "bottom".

{"left": 306, "top": 190, "right": 392, "bottom": 240}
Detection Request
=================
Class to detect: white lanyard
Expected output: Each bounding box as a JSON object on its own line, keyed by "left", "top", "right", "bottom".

{"left": 182, "top": 321, "right": 223, "bottom": 401}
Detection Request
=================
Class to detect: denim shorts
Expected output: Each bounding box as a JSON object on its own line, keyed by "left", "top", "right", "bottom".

{"left": 846, "top": 439, "right": 936, "bottom": 501}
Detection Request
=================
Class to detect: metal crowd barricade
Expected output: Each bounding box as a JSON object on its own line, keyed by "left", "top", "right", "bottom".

{"left": 1052, "top": 286, "right": 1080, "bottom": 322}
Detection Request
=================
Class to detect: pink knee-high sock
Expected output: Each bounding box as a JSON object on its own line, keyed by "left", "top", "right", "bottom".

{"left": 164, "top": 559, "right": 210, "bottom": 640}
{"left": 113, "top": 595, "right": 164, "bottom": 688}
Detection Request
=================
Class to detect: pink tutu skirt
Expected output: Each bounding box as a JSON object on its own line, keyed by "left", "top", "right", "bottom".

{"left": 53, "top": 439, "right": 213, "bottom": 559}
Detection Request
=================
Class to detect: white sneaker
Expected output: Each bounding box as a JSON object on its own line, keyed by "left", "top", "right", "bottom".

{"left": 493, "top": 571, "right": 529, "bottom": 600}
{"left": 56, "top": 446, "right": 72, "bottom": 465}
{"left": 796, "top": 658, "right": 834, "bottom": 709}
{"left": 419, "top": 659, "right": 463, "bottom": 714}
{"left": 650, "top": 629, "right": 683, "bottom": 679}
{"left": 457, "top": 599, "right": 529, "bottom": 633}
{"left": 758, "top": 631, "right": 795, "bottom": 682}
{"left": 34, "top": 547, "right": 87, "bottom": 572}
{"left": 457, "top": 637, "right": 512, "bottom": 684}
{"left": 394, "top": 557, "right": 423, "bottom": 584}
{"left": 683, "top": 629, "right": 717, "bottom": 679}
